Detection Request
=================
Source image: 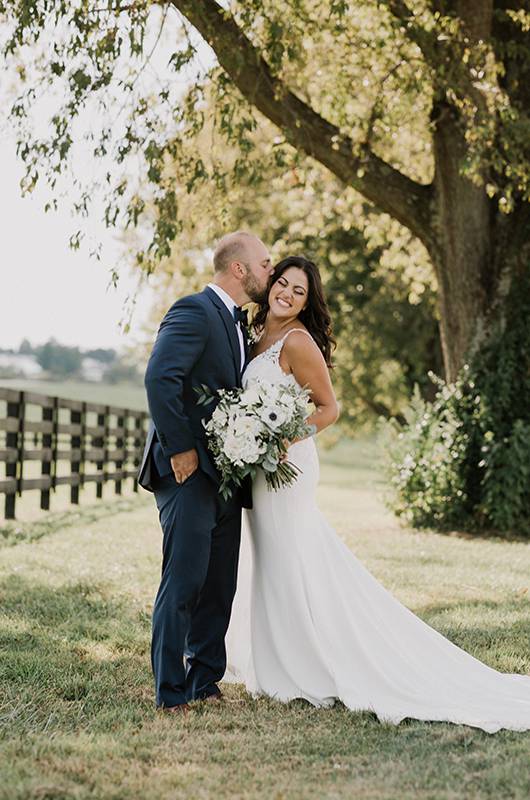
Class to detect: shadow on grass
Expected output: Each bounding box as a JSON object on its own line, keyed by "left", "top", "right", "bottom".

{"left": 2, "top": 575, "right": 529, "bottom": 735}
{"left": 405, "top": 596, "right": 530, "bottom": 673}
{"left": 0, "top": 496, "right": 150, "bottom": 548}
{"left": 2, "top": 576, "right": 530, "bottom": 800}
{"left": 0, "top": 575, "right": 153, "bottom": 733}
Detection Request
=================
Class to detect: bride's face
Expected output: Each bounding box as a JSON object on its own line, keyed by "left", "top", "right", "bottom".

{"left": 268, "top": 267, "right": 309, "bottom": 320}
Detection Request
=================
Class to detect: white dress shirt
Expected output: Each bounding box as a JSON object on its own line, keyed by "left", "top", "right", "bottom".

{"left": 207, "top": 283, "right": 246, "bottom": 371}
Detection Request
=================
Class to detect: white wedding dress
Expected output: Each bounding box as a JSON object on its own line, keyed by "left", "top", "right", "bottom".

{"left": 224, "top": 329, "right": 530, "bottom": 733}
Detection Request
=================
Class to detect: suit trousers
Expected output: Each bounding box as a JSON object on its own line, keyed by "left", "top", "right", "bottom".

{"left": 151, "top": 468, "right": 242, "bottom": 707}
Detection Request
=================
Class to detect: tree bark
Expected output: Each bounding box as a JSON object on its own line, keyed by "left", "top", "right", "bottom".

{"left": 429, "top": 99, "right": 493, "bottom": 380}
{"left": 426, "top": 0, "right": 496, "bottom": 380}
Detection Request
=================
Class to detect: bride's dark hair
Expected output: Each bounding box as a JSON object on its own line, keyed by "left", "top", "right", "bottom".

{"left": 252, "top": 256, "right": 336, "bottom": 367}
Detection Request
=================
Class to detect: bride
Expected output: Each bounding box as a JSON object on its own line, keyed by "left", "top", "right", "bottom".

{"left": 224, "top": 255, "right": 530, "bottom": 734}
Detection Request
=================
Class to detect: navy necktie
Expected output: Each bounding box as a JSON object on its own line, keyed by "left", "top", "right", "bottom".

{"left": 233, "top": 306, "right": 248, "bottom": 327}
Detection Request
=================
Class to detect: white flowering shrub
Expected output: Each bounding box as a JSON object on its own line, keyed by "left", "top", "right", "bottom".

{"left": 379, "top": 273, "right": 530, "bottom": 536}
{"left": 379, "top": 381, "right": 470, "bottom": 529}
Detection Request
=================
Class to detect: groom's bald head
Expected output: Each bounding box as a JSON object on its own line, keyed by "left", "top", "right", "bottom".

{"left": 213, "top": 231, "right": 263, "bottom": 273}
{"left": 211, "top": 231, "right": 272, "bottom": 305}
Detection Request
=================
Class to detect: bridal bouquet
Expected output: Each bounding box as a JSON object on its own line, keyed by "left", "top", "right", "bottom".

{"left": 197, "top": 380, "right": 315, "bottom": 499}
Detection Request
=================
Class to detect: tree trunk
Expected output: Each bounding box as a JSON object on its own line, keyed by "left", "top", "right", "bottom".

{"left": 430, "top": 100, "right": 494, "bottom": 382}
{"left": 426, "top": 0, "right": 502, "bottom": 382}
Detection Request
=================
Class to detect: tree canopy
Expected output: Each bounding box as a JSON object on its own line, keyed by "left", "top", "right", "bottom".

{"left": 137, "top": 111, "right": 441, "bottom": 426}
{"left": 1, "top": 1, "right": 529, "bottom": 381}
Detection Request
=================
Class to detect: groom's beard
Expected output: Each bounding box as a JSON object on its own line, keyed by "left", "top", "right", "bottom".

{"left": 242, "top": 272, "right": 268, "bottom": 304}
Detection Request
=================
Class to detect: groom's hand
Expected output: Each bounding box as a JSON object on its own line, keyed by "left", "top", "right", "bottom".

{"left": 171, "top": 448, "right": 199, "bottom": 484}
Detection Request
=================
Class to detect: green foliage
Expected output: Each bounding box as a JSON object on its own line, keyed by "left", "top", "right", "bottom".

{"left": 35, "top": 338, "right": 83, "bottom": 377}
{"left": 18, "top": 339, "right": 33, "bottom": 355}
{"left": 380, "top": 382, "right": 471, "bottom": 529}
{"left": 3, "top": 0, "right": 529, "bottom": 527}
{"left": 137, "top": 105, "right": 440, "bottom": 429}
{"left": 25, "top": 339, "right": 141, "bottom": 384}
{"left": 84, "top": 347, "right": 116, "bottom": 364}
{"left": 3, "top": 0, "right": 526, "bottom": 269}
{"left": 382, "top": 271, "right": 530, "bottom": 537}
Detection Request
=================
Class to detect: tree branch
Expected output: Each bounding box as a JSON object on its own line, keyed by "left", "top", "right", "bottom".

{"left": 382, "top": 1, "right": 493, "bottom": 98}
{"left": 381, "top": 0, "right": 440, "bottom": 70}
{"left": 169, "top": 0, "right": 434, "bottom": 247}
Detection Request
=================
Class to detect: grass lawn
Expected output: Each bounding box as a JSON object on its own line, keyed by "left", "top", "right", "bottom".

{"left": 0, "top": 378, "right": 147, "bottom": 412}
{"left": 1, "top": 439, "right": 529, "bottom": 799}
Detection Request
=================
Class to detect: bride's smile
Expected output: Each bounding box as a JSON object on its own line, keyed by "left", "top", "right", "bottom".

{"left": 269, "top": 267, "right": 308, "bottom": 320}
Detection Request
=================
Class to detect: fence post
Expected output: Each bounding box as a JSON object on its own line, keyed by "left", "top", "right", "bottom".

{"left": 103, "top": 406, "right": 110, "bottom": 497}
{"left": 70, "top": 407, "right": 82, "bottom": 505}
{"left": 132, "top": 415, "right": 142, "bottom": 493}
{"left": 95, "top": 412, "right": 105, "bottom": 499}
{"left": 80, "top": 402, "right": 87, "bottom": 492}
{"left": 5, "top": 394, "right": 22, "bottom": 520}
{"left": 40, "top": 402, "right": 53, "bottom": 511}
{"left": 52, "top": 396, "right": 59, "bottom": 494}
{"left": 115, "top": 413, "right": 125, "bottom": 495}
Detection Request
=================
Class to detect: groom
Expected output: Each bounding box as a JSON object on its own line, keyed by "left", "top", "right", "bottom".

{"left": 138, "top": 231, "right": 273, "bottom": 712}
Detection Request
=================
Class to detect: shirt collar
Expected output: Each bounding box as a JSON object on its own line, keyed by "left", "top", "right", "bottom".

{"left": 207, "top": 283, "right": 239, "bottom": 313}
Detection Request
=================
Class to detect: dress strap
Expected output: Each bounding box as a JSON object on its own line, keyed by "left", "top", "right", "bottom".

{"left": 281, "top": 328, "right": 314, "bottom": 345}
{"left": 271, "top": 328, "right": 314, "bottom": 365}
{"left": 255, "top": 328, "right": 314, "bottom": 365}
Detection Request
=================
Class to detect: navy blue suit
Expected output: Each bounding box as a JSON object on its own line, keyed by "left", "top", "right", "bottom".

{"left": 138, "top": 286, "right": 250, "bottom": 707}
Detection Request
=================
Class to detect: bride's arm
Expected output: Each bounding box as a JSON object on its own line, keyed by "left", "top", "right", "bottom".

{"left": 281, "top": 332, "right": 340, "bottom": 436}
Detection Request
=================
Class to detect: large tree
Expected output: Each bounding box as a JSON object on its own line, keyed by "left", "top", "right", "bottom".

{"left": 1, "top": 1, "right": 529, "bottom": 382}
{"left": 169, "top": 0, "right": 530, "bottom": 383}
{"left": 138, "top": 136, "right": 442, "bottom": 427}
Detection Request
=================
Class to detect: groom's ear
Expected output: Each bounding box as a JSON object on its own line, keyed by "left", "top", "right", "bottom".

{"left": 231, "top": 260, "right": 245, "bottom": 278}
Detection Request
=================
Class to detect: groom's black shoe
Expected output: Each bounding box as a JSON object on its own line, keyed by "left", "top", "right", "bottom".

{"left": 160, "top": 702, "right": 190, "bottom": 716}
{"left": 197, "top": 688, "right": 223, "bottom": 704}
{"left": 202, "top": 692, "right": 222, "bottom": 704}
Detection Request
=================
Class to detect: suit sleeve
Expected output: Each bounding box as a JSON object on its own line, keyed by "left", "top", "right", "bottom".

{"left": 144, "top": 297, "right": 209, "bottom": 457}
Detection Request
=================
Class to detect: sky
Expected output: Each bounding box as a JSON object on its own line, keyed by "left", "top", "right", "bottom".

{"left": 0, "top": 142, "right": 155, "bottom": 354}
{"left": 0, "top": 8, "right": 214, "bottom": 355}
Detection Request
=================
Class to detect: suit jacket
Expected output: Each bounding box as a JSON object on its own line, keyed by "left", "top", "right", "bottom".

{"left": 137, "top": 286, "right": 252, "bottom": 507}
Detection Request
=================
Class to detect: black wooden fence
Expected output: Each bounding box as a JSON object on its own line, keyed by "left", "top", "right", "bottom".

{"left": 0, "top": 387, "right": 149, "bottom": 519}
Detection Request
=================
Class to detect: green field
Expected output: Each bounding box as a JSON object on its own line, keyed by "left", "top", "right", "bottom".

{"left": 0, "top": 378, "right": 147, "bottom": 411}
{"left": 1, "top": 440, "right": 529, "bottom": 799}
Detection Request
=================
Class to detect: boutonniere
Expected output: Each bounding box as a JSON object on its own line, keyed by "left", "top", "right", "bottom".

{"left": 246, "top": 326, "right": 260, "bottom": 346}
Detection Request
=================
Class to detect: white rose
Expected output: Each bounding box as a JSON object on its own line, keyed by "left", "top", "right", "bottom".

{"left": 211, "top": 406, "right": 229, "bottom": 426}
{"left": 244, "top": 439, "right": 267, "bottom": 464}
{"left": 226, "top": 410, "right": 246, "bottom": 435}
{"left": 232, "top": 414, "right": 264, "bottom": 439}
{"left": 239, "top": 384, "right": 262, "bottom": 407}
{"left": 222, "top": 434, "right": 247, "bottom": 465}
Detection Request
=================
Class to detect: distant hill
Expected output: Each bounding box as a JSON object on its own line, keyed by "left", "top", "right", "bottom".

{"left": 0, "top": 339, "right": 143, "bottom": 386}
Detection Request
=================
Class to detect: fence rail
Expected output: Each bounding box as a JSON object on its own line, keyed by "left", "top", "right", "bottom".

{"left": 0, "top": 387, "right": 149, "bottom": 519}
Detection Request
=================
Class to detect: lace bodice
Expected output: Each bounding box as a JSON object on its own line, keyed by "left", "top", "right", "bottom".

{"left": 243, "top": 328, "right": 313, "bottom": 389}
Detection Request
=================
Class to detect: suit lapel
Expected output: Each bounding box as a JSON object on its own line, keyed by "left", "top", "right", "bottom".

{"left": 203, "top": 286, "right": 241, "bottom": 386}
{"left": 242, "top": 327, "right": 250, "bottom": 368}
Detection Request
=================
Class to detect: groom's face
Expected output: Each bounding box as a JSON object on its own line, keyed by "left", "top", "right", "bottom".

{"left": 240, "top": 239, "right": 273, "bottom": 303}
